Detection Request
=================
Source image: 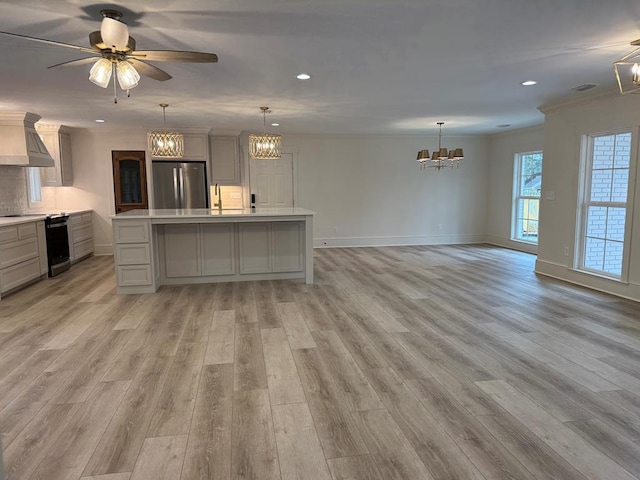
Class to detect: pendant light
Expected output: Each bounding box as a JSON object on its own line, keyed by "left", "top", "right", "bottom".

{"left": 614, "top": 38, "right": 640, "bottom": 94}
{"left": 148, "top": 104, "right": 184, "bottom": 158}
{"left": 416, "top": 122, "right": 464, "bottom": 170}
{"left": 249, "top": 106, "right": 282, "bottom": 159}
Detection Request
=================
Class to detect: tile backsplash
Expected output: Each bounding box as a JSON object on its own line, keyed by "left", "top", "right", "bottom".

{"left": 0, "top": 166, "right": 56, "bottom": 214}
{"left": 0, "top": 167, "right": 27, "bottom": 214}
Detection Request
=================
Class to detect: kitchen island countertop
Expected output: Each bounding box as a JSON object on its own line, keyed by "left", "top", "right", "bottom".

{"left": 112, "top": 207, "right": 315, "bottom": 219}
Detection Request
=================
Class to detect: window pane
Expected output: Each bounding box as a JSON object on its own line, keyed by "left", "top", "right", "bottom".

{"left": 603, "top": 240, "right": 624, "bottom": 276}
{"left": 28, "top": 168, "right": 42, "bottom": 204}
{"left": 612, "top": 169, "right": 629, "bottom": 202}
{"left": 606, "top": 208, "right": 626, "bottom": 242}
{"left": 586, "top": 206, "right": 607, "bottom": 238}
{"left": 590, "top": 169, "right": 612, "bottom": 202}
{"left": 614, "top": 132, "right": 631, "bottom": 168}
{"left": 584, "top": 237, "right": 605, "bottom": 271}
{"left": 592, "top": 136, "right": 614, "bottom": 169}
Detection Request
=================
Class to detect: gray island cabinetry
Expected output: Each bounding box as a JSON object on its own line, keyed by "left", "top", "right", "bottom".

{"left": 111, "top": 208, "right": 315, "bottom": 294}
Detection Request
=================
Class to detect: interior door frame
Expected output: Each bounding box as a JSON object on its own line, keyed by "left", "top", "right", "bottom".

{"left": 112, "top": 150, "right": 149, "bottom": 213}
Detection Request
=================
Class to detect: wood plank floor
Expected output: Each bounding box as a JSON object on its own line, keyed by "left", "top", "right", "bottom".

{"left": 1, "top": 245, "right": 640, "bottom": 479}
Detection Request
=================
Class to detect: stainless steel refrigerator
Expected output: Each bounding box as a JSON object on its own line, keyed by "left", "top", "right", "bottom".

{"left": 152, "top": 161, "right": 209, "bottom": 209}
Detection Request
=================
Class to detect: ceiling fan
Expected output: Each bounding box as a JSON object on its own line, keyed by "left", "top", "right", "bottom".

{"left": 0, "top": 9, "right": 218, "bottom": 103}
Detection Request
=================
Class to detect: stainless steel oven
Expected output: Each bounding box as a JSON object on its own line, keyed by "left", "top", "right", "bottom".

{"left": 45, "top": 214, "right": 70, "bottom": 277}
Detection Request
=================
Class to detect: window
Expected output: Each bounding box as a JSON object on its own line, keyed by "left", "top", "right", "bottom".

{"left": 578, "top": 131, "right": 631, "bottom": 278}
{"left": 26, "top": 167, "right": 42, "bottom": 205}
{"left": 512, "top": 151, "right": 542, "bottom": 244}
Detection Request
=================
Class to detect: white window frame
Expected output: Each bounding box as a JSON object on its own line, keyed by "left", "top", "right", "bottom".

{"left": 511, "top": 151, "right": 542, "bottom": 244}
{"left": 576, "top": 130, "right": 634, "bottom": 281}
{"left": 26, "top": 167, "right": 42, "bottom": 206}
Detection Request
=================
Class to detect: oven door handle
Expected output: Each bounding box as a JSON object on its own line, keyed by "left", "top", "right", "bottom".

{"left": 46, "top": 223, "right": 68, "bottom": 229}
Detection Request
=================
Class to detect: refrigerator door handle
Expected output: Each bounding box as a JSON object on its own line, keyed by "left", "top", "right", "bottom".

{"left": 172, "top": 167, "right": 179, "bottom": 208}
{"left": 178, "top": 167, "right": 185, "bottom": 209}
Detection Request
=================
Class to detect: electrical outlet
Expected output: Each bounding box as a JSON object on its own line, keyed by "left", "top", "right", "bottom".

{"left": 563, "top": 246, "right": 569, "bottom": 256}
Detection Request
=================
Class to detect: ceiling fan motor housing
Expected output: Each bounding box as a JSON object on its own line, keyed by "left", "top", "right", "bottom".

{"left": 89, "top": 31, "right": 135, "bottom": 53}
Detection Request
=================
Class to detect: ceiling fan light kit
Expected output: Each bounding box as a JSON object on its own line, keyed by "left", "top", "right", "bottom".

{"left": 149, "top": 104, "right": 184, "bottom": 158}
{"left": 614, "top": 39, "right": 640, "bottom": 94}
{"left": 249, "top": 107, "right": 282, "bottom": 159}
{"left": 88, "top": 58, "right": 113, "bottom": 88}
{"left": 416, "top": 122, "right": 464, "bottom": 170}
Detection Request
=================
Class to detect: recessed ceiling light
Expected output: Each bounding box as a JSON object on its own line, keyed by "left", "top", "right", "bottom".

{"left": 497, "top": 124, "right": 511, "bottom": 128}
{"left": 95, "top": 119, "right": 105, "bottom": 123}
{"left": 271, "top": 123, "right": 280, "bottom": 127}
{"left": 521, "top": 80, "right": 537, "bottom": 86}
{"left": 296, "top": 73, "right": 311, "bottom": 80}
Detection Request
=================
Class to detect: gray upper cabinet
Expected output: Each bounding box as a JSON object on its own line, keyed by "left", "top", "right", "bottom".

{"left": 150, "top": 133, "right": 209, "bottom": 161}
{"left": 38, "top": 125, "right": 73, "bottom": 186}
{"left": 182, "top": 133, "right": 209, "bottom": 161}
{"left": 210, "top": 136, "right": 240, "bottom": 185}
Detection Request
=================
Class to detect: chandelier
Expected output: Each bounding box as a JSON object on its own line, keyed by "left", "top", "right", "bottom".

{"left": 148, "top": 104, "right": 184, "bottom": 158}
{"left": 249, "top": 107, "right": 282, "bottom": 159}
{"left": 614, "top": 39, "right": 640, "bottom": 94}
{"left": 416, "top": 122, "right": 464, "bottom": 170}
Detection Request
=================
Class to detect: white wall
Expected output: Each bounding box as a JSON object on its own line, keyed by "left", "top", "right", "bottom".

{"left": 282, "top": 134, "right": 491, "bottom": 247}
{"left": 487, "top": 126, "right": 544, "bottom": 254}
{"left": 55, "top": 127, "right": 147, "bottom": 255}
{"left": 56, "top": 129, "right": 490, "bottom": 254}
{"left": 536, "top": 93, "right": 640, "bottom": 301}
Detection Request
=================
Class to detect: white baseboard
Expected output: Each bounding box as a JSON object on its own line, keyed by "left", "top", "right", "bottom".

{"left": 485, "top": 235, "right": 538, "bottom": 254}
{"left": 94, "top": 244, "right": 114, "bottom": 256}
{"left": 535, "top": 259, "right": 640, "bottom": 302}
{"left": 313, "top": 234, "right": 486, "bottom": 248}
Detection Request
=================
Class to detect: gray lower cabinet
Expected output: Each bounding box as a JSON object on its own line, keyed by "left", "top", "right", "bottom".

{"left": 162, "top": 221, "right": 303, "bottom": 280}
{"left": 238, "top": 223, "right": 271, "bottom": 274}
{"left": 0, "top": 221, "right": 45, "bottom": 297}
{"left": 238, "top": 222, "right": 303, "bottom": 274}
{"left": 164, "top": 224, "right": 201, "bottom": 277}
{"left": 68, "top": 212, "right": 94, "bottom": 263}
{"left": 202, "top": 224, "right": 235, "bottom": 275}
{"left": 163, "top": 223, "right": 236, "bottom": 278}
{"left": 272, "top": 222, "right": 303, "bottom": 272}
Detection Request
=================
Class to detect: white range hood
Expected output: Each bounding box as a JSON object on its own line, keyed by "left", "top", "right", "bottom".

{"left": 0, "top": 112, "right": 54, "bottom": 167}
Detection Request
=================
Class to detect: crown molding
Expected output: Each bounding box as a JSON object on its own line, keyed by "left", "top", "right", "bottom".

{"left": 537, "top": 87, "right": 621, "bottom": 114}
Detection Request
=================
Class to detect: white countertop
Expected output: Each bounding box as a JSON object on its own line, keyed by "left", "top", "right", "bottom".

{"left": 0, "top": 209, "right": 92, "bottom": 227}
{"left": 112, "top": 208, "right": 316, "bottom": 219}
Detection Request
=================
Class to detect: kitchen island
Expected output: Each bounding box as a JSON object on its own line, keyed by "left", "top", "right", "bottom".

{"left": 111, "top": 208, "right": 315, "bottom": 294}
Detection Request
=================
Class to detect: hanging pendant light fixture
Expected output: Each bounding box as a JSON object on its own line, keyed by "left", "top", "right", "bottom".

{"left": 614, "top": 38, "right": 640, "bottom": 94}
{"left": 416, "top": 122, "right": 464, "bottom": 170}
{"left": 249, "top": 106, "right": 282, "bottom": 159}
{"left": 148, "top": 104, "right": 184, "bottom": 158}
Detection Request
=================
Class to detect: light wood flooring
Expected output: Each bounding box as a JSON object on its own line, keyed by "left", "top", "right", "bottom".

{"left": 1, "top": 245, "right": 640, "bottom": 479}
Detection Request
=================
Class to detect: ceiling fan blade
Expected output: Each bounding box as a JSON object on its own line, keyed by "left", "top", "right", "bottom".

{"left": 47, "top": 57, "right": 100, "bottom": 69}
{"left": 130, "top": 50, "right": 218, "bottom": 63}
{"left": 0, "top": 31, "right": 97, "bottom": 54}
{"left": 128, "top": 58, "right": 172, "bottom": 81}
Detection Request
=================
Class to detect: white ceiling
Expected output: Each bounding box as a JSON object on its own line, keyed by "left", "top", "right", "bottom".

{"left": 0, "top": 0, "right": 638, "bottom": 135}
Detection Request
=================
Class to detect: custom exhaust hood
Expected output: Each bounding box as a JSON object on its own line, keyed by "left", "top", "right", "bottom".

{"left": 0, "top": 112, "right": 54, "bottom": 167}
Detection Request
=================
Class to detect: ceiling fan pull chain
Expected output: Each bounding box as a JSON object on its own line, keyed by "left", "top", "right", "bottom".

{"left": 127, "top": 89, "right": 131, "bottom": 98}
{"left": 113, "top": 63, "right": 118, "bottom": 104}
